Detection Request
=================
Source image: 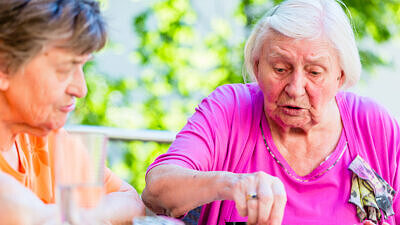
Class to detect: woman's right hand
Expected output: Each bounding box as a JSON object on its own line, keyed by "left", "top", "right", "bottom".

{"left": 143, "top": 165, "right": 286, "bottom": 223}
{"left": 220, "top": 171, "right": 287, "bottom": 225}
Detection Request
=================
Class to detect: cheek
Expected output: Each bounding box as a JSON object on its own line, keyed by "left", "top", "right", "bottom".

{"left": 260, "top": 82, "right": 286, "bottom": 117}
{"left": 258, "top": 75, "right": 285, "bottom": 101}
{"left": 26, "top": 104, "right": 53, "bottom": 122}
{"left": 307, "top": 84, "right": 337, "bottom": 111}
{"left": 29, "top": 105, "right": 67, "bottom": 130}
{"left": 264, "top": 89, "right": 282, "bottom": 107}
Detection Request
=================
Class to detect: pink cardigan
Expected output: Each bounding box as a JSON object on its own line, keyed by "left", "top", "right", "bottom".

{"left": 148, "top": 83, "right": 399, "bottom": 225}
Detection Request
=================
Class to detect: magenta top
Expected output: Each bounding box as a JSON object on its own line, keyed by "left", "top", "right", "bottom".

{"left": 147, "top": 83, "right": 400, "bottom": 225}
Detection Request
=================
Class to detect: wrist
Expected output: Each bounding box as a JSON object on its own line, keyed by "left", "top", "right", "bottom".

{"left": 214, "top": 171, "right": 237, "bottom": 201}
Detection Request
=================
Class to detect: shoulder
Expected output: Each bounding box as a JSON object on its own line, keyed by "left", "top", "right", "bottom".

{"left": 339, "top": 91, "right": 382, "bottom": 112}
{"left": 202, "top": 83, "right": 263, "bottom": 113}
{"left": 195, "top": 83, "right": 263, "bottom": 125}
{"left": 338, "top": 91, "right": 397, "bottom": 129}
{"left": 207, "top": 83, "right": 261, "bottom": 102}
{"left": 338, "top": 92, "right": 400, "bottom": 175}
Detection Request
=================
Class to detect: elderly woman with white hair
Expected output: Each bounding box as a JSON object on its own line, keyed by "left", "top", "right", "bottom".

{"left": 142, "top": 0, "right": 399, "bottom": 224}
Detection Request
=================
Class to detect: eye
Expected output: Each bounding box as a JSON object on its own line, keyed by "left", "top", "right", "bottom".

{"left": 271, "top": 62, "right": 291, "bottom": 75}
{"left": 57, "top": 66, "right": 74, "bottom": 75}
{"left": 307, "top": 65, "right": 324, "bottom": 77}
{"left": 58, "top": 68, "right": 72, "bottom": 74}
{"left": 57, "top": 70, "right": 73, "bottom": 78}
{"left": 274, "top": 67, "right": 287, "bottom": 74}
{"left": 310, "top": 71, "right": 321, "bottom": 76}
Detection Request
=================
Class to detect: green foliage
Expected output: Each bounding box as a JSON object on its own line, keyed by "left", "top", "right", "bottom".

{"left": 71, "top": 0, "right": 400, "bottom": 193}
{"left": 344, "top": 0, "right": 400, "bottom": 71}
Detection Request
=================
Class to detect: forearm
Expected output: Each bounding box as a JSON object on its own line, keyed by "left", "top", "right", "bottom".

{"left": 0, "top": 172, "right": 57, "bottom": 225}
{"left": 98, "top": 181, "right": 145, "bottom": 224}
{"left": 142, "top": 164, "right": 236, "bottom": 217}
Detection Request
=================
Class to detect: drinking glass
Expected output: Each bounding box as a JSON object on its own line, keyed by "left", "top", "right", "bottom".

{"left": 54, "top": 130, "right": 108, "bottom": 225}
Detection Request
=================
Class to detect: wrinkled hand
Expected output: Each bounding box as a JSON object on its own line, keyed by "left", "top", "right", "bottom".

{"left": 229, "top": 172, "right": 287, "bottom": 225}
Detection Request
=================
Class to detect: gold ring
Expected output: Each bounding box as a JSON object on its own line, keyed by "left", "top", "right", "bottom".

{"left": 246, "top": 193, "right": 258, "bottom": 201}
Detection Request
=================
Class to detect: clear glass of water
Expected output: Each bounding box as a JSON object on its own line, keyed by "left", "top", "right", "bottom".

{"left": 54, "top": 130, "right": 108, "bottom": 225}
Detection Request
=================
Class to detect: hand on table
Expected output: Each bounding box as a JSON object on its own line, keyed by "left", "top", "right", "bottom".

{"left": 226, "top": 171, "right": 287, "bottom": 225}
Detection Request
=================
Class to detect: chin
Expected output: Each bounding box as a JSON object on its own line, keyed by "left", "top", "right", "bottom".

{"left": 276, "top": 116, "right": 311, "bottom": 130}
{"left": 33, "top": 128, "right": 53, "bottom": 137}
{"left": 48, "top": 120, "right": 66, "bottom": 131}
{"left": 34, "top": 120, "right": 66, "bottom": 136}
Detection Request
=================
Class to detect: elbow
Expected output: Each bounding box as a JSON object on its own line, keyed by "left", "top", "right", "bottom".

{"left": 142, "top": 182, "right": 187, "bottom": 218}
{"left": 141, "top": 184, "right": 165, "bottom": 215}
{"left": 142, "top": 170, "right": 171, "bottom": 215}
{"left": 142, "top": 167, "right": 166, "bottom": 202}
{"left": 142, "top": 165, "right": 189, "bottom": 217}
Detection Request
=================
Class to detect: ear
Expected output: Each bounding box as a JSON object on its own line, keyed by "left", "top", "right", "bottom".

{"left": 338, "top": 70, "right": 345, "bottom": 88}
{"left": 253, "top": 59, "right": 259, "bottom": 81}
{"left": 0, "top": 69, "right": 10, "bottom": 91}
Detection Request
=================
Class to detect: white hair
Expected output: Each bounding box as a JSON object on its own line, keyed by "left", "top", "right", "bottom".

{"left": 243, "top": 0, "right": 361, "bottom": 89}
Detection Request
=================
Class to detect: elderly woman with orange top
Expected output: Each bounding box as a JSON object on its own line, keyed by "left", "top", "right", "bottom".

{"left": 0, "top": 0, "right": 144, "bottom": 224}
{"left": 142, "top": 0, "right": 399, "bottom": 224}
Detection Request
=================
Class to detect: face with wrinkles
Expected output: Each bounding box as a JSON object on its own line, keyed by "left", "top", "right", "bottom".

{"left": 0, "top": 46, "right": 90, "bottom": 135}
{"left": 254, "top": 31, "right": 344, "bottom": 131}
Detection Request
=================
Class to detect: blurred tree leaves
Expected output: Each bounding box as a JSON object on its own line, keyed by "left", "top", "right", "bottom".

{"left": 71, "top": 0, "right": 400, "bottom": 193}
{"left": 345, "top": 0, "right": 400, "bottom": 71}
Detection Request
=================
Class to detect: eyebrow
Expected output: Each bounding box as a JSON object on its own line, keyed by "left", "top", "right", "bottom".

{"left": 305, "top": 54, "right": 330, "bottom": 66}
{"left": 268, "top": 50, "right": 330, "bottom": 67}
{"left": 267, "top": 50, "right": 291, "bottom": 60}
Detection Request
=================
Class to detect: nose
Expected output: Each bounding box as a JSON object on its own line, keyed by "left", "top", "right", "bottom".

{"left": 66, "top": 67, "right": 88, "bottom": 98}
{"left": 284, "top": 69, "right": 306, "bottom": 98}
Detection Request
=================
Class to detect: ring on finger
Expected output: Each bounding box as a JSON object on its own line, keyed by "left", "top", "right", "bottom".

{"left": 246, "top": 192, "right": 258, "bottom": 201}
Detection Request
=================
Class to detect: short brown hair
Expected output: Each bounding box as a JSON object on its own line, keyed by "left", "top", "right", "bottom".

{"left": 0, "top": 0, "right": 107, "bottom": 73}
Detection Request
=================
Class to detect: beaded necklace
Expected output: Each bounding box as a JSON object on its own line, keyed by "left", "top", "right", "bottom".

{"left": 260, "top": 122, "right": 347, "bottom": 182}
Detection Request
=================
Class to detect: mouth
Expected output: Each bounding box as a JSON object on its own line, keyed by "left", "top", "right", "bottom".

{"left": 281, "top": 104, "right": 305, "bottom": 110}
{"left": 284, "top": 105, "right": 302, "bottom": 110}
{"left": 60, "top": 102, "right": 76, "bottom": 113}
{"left": 280, "top": 104, "right": 306, "bottom": 116}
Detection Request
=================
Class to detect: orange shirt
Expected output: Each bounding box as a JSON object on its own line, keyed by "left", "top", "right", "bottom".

{"left": 0, "top": 131, "right": 122, "bottom": 204}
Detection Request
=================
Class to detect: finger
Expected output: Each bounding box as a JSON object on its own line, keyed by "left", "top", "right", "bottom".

{"left": 232, "top": 175, "right": 249, "bottom": 217}
{"left": 246, "top": 192, "right": 259, "bottom": 225}
{"left": 362, "top": 220, "right": 375, "bottom": 225}
{"left": 268, "top": 178, "right": 287, "bottom": 225}
{"left": 233, "top": 188, "right": 247, "bottom": 217}
{"left": 257, "top": 178, "right": 274, "bottom": 225}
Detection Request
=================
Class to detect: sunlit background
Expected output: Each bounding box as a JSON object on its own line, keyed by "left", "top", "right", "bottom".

{"left": 68, "top": 0, "right": 400, "bottom": 193}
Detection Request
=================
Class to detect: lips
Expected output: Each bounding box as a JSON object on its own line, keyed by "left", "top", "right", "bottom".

{"left": 283, "top": 105, "right": 302, "bottom": 110}
{"left": 60, "top": 102, "right": 76, "bottom": 113}
{"left": 280, "top": 104, "right": 307, "bottom": 116}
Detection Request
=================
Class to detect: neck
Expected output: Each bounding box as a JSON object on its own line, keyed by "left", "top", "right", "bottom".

{"left": 0, "top": 93, "right": 19, "bottom": 151}
{"left": 265, "top": 100, "right": 343, "bottom": 176}
{"left": 0, "top": 126, "right": 16, "bottom": 152}
{"left": 267, "top": 99, "right": 343, "bottom": 156}
{"left": 0, "top": 94, "right": 48, "bottom": 152}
